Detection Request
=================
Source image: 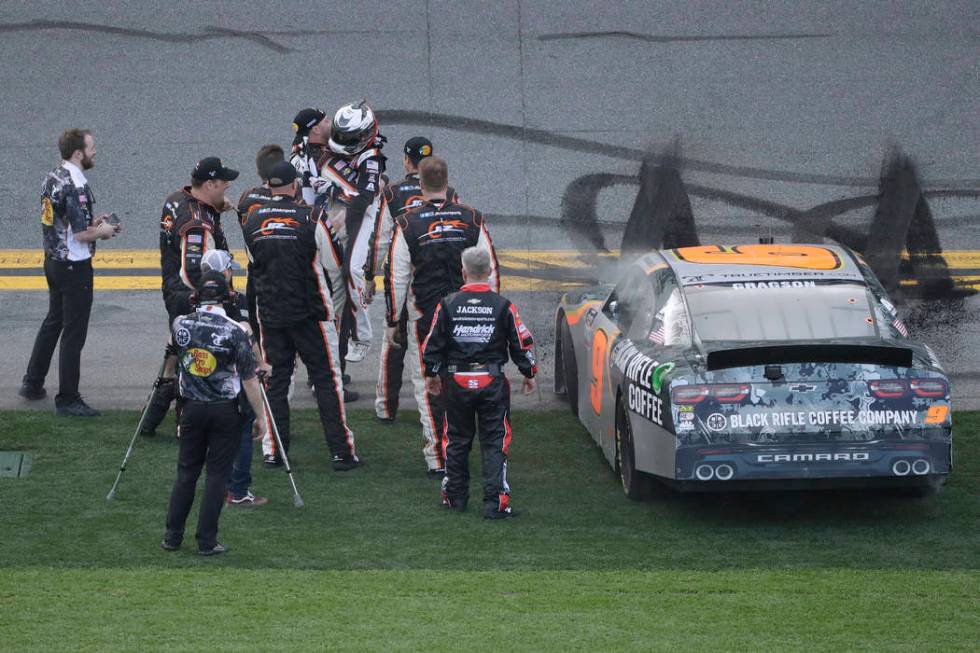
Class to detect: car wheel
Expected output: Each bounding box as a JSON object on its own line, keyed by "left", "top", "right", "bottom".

{"left": 616, "top": 396, "right": 652, "bottom": 501}
{"left": 559, "top": 317, "right": 579, "bottom": 416}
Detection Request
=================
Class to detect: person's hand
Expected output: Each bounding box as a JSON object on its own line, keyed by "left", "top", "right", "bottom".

{"left": 386, "top": 325, "right": 402, "bottom": 349}
{"left": 364, "top": 276, "right": 377, "bottom": 304}
{"left": 220, "top": 195, "right": 236, "bottom": 213}
{"left": 96, "top": 221, "right": 117, "bottom": 240}
{"left": 425, "top": 375, "right": 443, "bottom": 396}
{"left": 252, "top": 416, "right": 267, "bottom": 441}
{"left": 522, "top": 376, "right": 536, "bottom": 395}
{"left": 257, "top": 362, "right": 272, "bottom": 378}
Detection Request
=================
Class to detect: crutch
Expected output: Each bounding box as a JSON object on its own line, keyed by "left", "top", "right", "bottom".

{"left": 106, "top": 357, "right": 168, "bottom": 501}
{"left": 259, "top": 383, "right": 305, "bottom": 508}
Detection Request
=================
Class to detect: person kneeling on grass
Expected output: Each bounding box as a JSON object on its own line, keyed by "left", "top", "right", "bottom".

{"left": 422, "top": 246, "right": 537, "bottom": 519}
{"left": 161, "top": 271, "right": 267, "bottom": 556}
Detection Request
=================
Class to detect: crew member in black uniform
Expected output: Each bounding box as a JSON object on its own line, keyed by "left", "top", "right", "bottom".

{"left": 237, "top": 144, "right": 287, "bottom": 337}
{"left": 161, "top": 271, "right": 267, "bottom": 555}
{"left": 142, "top": 157, "right": 239, "bottom": 436}
{"left": 386, "top": 156, "right": 498, "bottom": 476}
{"left": 242, "top": 161, "right": 358, "bottom": 471}
{"left": 367, "top": 137, "right": 457, "bottom": 423}
{"left": 423, "top": 247, "right": 537, "bottom": 519}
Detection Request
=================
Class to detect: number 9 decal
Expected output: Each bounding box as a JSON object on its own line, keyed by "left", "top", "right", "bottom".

{"left": 590, "top": 329, "right": 609, "bottom": 416}
{"left": 673, "top": 245, "right": 842, "bottom": 271}
{"left": 924, "top": 405, "right": 949, "bottom": 425}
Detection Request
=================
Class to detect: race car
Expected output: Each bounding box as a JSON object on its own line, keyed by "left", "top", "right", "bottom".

{"left": 554, "top": 244, "right": 952, "bottom": 498}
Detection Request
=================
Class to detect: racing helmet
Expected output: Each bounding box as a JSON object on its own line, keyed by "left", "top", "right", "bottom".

{"left": 328, "top": 100, "right": 378, "bottom": 156}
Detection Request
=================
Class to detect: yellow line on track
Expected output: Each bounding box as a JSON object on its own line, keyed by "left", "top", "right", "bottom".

{"left": 1, "top": 249, "right": 979, "bottom": 292}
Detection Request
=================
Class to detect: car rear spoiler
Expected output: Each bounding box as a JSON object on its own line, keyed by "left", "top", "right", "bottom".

{"left": 705, "top": 344, "right": 914, "bottom": 371}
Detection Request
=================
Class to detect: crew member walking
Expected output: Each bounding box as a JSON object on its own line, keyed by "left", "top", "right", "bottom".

{"left": 161, "top": 271, "right": 267, "bottom": 555}
{"left": 386, "top": 156, "right": 498, "bottom": 476}
{"left": 242, "top": 161, "right": 357, "bottom": 470}
{"left": 423, "top": 247, "right": 537, "bottom": 519}
{"left": 20, "top": 128, "right": 120, "bottom": 416}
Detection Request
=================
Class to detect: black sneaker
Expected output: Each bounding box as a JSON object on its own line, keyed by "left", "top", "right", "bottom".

{"left": 160, "top": 539, "right": 180, "bottom": 551}
{"left": 198, "top": 542, "right": 229, "bottom": 556}
{"left": 376, "top": 415, "right": 396, "bottom": 424}
{"left": 342, "top": 373, "right": 351, "bottom": 385}
{"left": 18, "top": 383, "right": 46, "bottom": 401}
{"left": 56, "top": 398, "right": 100, "bottom": 417}
{"left": 427, "top": 468, "right": 446, "bottom": 479}
{"left": 343, "top": 388, "right": 360, "bottom": 403}
{"left": 484, "top": 507, "right": 519, "bottom": 520}
{"left": 332, "top": 454, "right": 361, "bottom": 471}
{"left": 263, "top": 454, "right": 283, "bottom": 468}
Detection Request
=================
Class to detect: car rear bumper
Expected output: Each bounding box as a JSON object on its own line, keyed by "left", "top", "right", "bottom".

{"left": 674, "top": 440, "right": 951, "bottom": 484}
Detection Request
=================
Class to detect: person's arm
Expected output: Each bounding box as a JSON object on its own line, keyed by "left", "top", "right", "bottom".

{"left": 422, "top": 302, "right": 448, "bottom": 395}
{"left": 238, "top": 321, "right": 269, "bottom": 376}
{"left": 474, "top": 212, "right": 500, "bottom": 293}
{"left": 313, "top": 204, "right": 347, "bottom": 321}
{"left": 73, "top": 221, "right": 116, "bottom": 243}
{"left": 504, "top": 300, "right": 538, "bottom": 394}
{"left": 234, "top": 329, "right": 267, "bottom": 439}
{"left": 385, "top": 220, "right": 411, "bottom": 328}
{"left": 364, "top": 189, "right": 394, "bottom": 284}
{"left": 344, "top": 154, "right": 382, "bottom": 233}
{"left": 177, "top": 225, "right": 215, "bottom": 290}
{"left": 242, "top": 377, "right": 267, "bottom": 440}
{"left": 290, "top": 144, "right": 319, "bottom": 207}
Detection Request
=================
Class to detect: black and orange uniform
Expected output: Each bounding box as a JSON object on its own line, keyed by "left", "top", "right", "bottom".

{"left": 386, "top": 197, "right": 498, "bottom": 471}
{"left": 422, "top": 283, "right": 537, "bottom": 515}
{"left": 371, "top": 176, "right": 457, "bottom": 420}
{"left": 160, "top": 188, "right": 230, "bottom": 322}
{"left": 236, "top": 185, "right": 273, "bottom": 337}
{"left": 141, "top": 189, "right": 231, "bottom": 436}
{"left": 242, "top": 193, "right": 355, "bottom": 464}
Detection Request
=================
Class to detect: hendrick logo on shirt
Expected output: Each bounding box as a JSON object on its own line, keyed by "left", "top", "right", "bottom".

{"left": 452, "top": 324, "right": 495, "bottom": 343}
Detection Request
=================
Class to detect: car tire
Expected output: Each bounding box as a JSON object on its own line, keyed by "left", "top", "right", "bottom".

{"left": 616, "top": 396, "right": 653, "bottom": 501}
{"left": 559, "top": 317, "right": 579, "bottom": 417}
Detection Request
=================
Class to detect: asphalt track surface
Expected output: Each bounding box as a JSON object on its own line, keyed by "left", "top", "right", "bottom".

{"left": 1, "top": 2, "right": 979, "bottom": 410}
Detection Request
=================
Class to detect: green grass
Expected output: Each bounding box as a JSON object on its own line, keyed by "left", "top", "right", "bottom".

{"left": 1, "top": 409, "right": 978, "bottom": 651}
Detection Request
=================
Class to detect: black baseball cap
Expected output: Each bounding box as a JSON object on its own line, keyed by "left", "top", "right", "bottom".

{"left": 192, "top": 157, "right": 239, "bottom": 182}
{"left": 197, "top": 270, "right": 231, "bottom": 304}
{"left": 292, "top": 107, "right": 326, "bottom": 136}
{"left": 404, "top": 137, "right": 433, "bottom": 164}
{"left": 267, "top": 161, "right": 297, "bottom": 187}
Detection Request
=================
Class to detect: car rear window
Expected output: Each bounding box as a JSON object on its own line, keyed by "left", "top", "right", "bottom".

{"left": 684, "top": 282, "right": 877, "bottom": 342}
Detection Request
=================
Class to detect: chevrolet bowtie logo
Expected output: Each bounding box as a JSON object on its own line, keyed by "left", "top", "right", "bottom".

{"left": 790, "top": 383, "right": 816, "bottom": 393}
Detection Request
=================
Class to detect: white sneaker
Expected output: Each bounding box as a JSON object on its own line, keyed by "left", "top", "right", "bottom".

{"left": 345, "top": 339, "right": 371, "bottom": 363}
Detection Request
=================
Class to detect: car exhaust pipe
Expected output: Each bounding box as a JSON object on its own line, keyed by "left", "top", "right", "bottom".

{"left": 911, "top": 459, "right": 930, "bottom": 475}
{"left": 892, "top": 459, "right": 911, "bottom": 476}
{"left": 695, "top": 464, "right": 715, "bottom": 481}
{"left": 714, "top": 464, "right": 735, "bottom": 481}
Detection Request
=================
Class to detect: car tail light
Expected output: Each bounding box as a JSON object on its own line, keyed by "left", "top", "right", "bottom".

{"left": 711, "top": 384, "right": 750, "bottom": 402}
{"left": 673, "top": 384, "right": 750, "bottom": 404}
{"left": 910, "top": 379, "right": 947, "bottom": 398}
{"left": 868, "top": 380, "right": 908, "bottom": 398}
{"left": 673, "top": 385, "right": 709, "bottom": 404}
{"left": 868, "top": 379, "right": 947, "bottom": 399}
